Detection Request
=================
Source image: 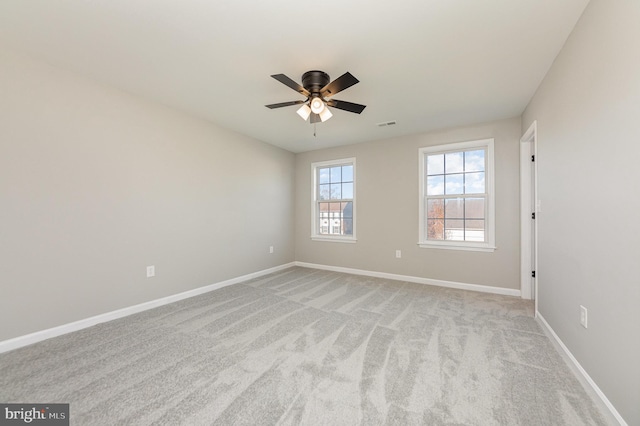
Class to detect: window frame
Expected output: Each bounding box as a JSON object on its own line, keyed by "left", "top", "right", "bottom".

{"left": 418, "top": 139, "right": 496, "bottom": 252}
{"left": 311, "top": 157, "right": 357, "bottom": 243}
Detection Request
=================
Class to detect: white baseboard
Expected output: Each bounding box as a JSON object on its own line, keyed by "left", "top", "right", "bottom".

{"left": 536, "top": 313, "right": 627, "bottom": 426}
{"left": 295, "top": 261, "right": 521, "bottom": 297}
{"left": 0, "top": 262, "right": 296, "bottom": 354}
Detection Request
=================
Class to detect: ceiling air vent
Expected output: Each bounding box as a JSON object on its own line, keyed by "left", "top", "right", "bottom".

{"left": 377, "top": 120, "right": 397, "bottom": 127}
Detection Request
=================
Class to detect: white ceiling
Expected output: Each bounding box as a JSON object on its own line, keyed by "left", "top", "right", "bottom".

{"left": 0, "top": 0, "right": 589, "bottom": 153}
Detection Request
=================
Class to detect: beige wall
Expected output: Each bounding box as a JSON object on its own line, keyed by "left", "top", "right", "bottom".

{"left": 523, "top": 0, "right": 640, "bottom": 423}
{"left": 295, "top": 117, "right": 521, "bottom": 290}
{"left": 0, "top": 49, "right": 295, "bottom": 341}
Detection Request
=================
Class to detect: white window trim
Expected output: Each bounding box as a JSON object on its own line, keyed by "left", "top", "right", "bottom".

{"left": 418, "top": 139, "right": 496, "bottom": 252}
{"left": 311, "top": 157, "right": 357, "bottom": 243}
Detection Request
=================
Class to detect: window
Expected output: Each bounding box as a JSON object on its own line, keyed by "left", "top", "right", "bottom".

{"left": 311, "top": 158, "right": 356, "bottom": 242}
{"left": 419, "top": 139, "right": 495, "bottom": 252}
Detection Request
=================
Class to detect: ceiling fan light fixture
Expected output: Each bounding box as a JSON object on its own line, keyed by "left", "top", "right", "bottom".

{"left": 296, "top": 103, "right": 311, "bottom": 120}
{"left": 310, "top": 97, "right": 325, "bottom": 114}
{"left": 266, "top": 71, "right": 366, "bottom": 125}
{"left": 319, "top": 107, "right": 333, "bottom": 122}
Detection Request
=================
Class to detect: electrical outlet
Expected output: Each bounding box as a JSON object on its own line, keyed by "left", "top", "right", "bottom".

{"left": 580, "top": 305, "right": 588, "bottom": 328}
{"left": 395, "top": 250, "right": 401, "bottom": 258}
{"left": 146, "top": 265, "right": 155, "bottom": 278}
{"left": 269, "top": 246, "right": 274, "bottom": 254}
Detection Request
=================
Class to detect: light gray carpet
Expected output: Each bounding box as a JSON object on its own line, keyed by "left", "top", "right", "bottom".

{"left": 1, "top": 267, "right": 610, "bottom": 425}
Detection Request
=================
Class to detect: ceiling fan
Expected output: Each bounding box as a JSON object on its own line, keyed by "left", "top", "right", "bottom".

{"left": 265, "top": 71, "right": 366, "bottom": 123}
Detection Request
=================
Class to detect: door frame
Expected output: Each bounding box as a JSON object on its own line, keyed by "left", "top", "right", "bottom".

{"left": 520, "top": 121, "right": 538, "bottom": 311}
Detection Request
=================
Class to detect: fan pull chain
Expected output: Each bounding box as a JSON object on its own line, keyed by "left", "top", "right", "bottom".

{"left": 314, "top": 123, "right": 317, "bottom": 137}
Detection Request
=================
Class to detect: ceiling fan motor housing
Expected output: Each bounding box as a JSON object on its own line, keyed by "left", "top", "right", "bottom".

{"left": 302, "top": 71, "right": 330, "bottom": 96}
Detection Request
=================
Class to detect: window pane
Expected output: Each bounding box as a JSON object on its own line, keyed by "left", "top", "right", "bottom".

{"left": 427, "top": 154, "right": 444, "bottom": 175}
{"left": 342, "top": 201, "right": 353, "bottom": 218}
{"left": 342, "top": 182, "right": 353, "bottom": 199}
{"left": 319, "top": 168, "right": 330, "bottom": 184}
{"left": 445, "top": 174, "right": 463, "bottom": 194}
{"left": 427, "top": 175, "right": 444, "bottom": 195}
{"left": 319, "top": 203, "right": 329, "bottom": 234}
{"left": 427, "top": 199, "right": 444, "bottom": 219}
{"left": 330, "top": 183, "right": 341, "bottom": 199}
{"left": 445, "top": 219, "right": 464, "bottom": 241}
{"left": 427, "top": 219, "right": 444, "bottom": 240}
{"left": 341, "top": 165, "right": 353, "bottom": 182}
{"left": 319, "top": 184, "right": 330, "bottom": 200}
{"left": 465, "top": 172, "right": 485, "bottom": 194}
{"left": 465, "top": 198, "right": 485, "bottom": 220}
{"left": 332, "top": 222, "right": 340, "bottom": 234}
{"left": 445, "top": 198, "right": 464, "bottom": 219}
{"left": 330, "top": 167, "right": 341, "bottom": 183}
{"left": 465, "top": 220, "right": 485, "bottom": 242}
{"left": 464, "top": 150, "right": 485, "bottom": 172}
{"left": 445, "top": 152, "right": 464, "bottom": 174}
{"left": 343, "top": 219, "right": 353, "bottom": 235}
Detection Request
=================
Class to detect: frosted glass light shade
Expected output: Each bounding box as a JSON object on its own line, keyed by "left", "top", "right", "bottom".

{"left": 310, "top": 97, "right": 325, "bottom": 114}
{"left": 296, "top": 104, "right": 311, "bottom": 120}
{"left": 319, "top": 107, "right": 333, "bottom": 122}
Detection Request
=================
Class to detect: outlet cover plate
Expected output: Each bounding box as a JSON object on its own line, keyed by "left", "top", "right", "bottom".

{"left": 580, "top": 305, "right": 588, "bottom": 328}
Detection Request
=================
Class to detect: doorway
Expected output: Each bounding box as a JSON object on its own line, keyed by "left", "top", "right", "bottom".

{"left": 520, "top": 121, "right": 538, "bottom": 311}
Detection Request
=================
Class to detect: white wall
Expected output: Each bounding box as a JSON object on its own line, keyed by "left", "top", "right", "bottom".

{"left": 295, "top": 117, "right": 521, "bottom": 291}
{"left": 0, "top": 49, "right": 295, "bottom": 341}
{"left": 523, "top": 0, "right": 640, "bottom": 423}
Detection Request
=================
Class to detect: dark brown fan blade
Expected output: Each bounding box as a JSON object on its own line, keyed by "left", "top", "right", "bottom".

{"left": 326, "top": 99, "right": 366, "bottom": 114}
{"left": 310, "top": 113, "right": 321, "bottom": 123}
{"left": 265, "top": 100, "right": 305, "bottom": 109}
{"left": 320, "top": 72, "right": 359, "bottom": 97}
{"left": 271, "top": 74, "right": 311, "bottom": 97}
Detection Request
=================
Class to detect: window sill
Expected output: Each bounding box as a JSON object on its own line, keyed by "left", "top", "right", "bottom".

{"left": 417, "top": 241, "right": 496, "bottom": 252}
{"left": 311, "top": 236, "right": 357, "bottom": 244}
